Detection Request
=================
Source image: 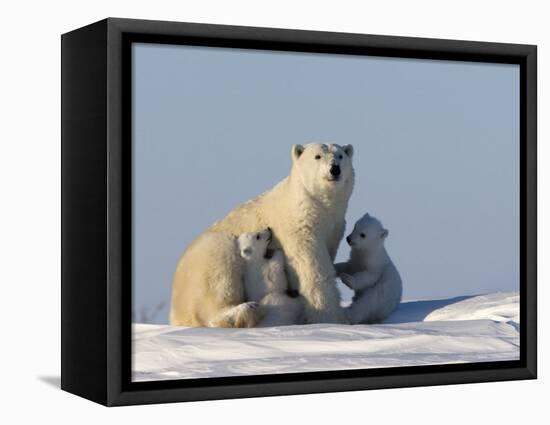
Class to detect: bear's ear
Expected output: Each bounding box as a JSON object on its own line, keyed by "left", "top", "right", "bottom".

{"left": 292, "top": 144, "right": 305, "bottom": 161}
{"left": 343, "top": 144, "right": 354, "bottom": 158}
{"left": 380, "top": 229, "right": 389, "bottom": 239}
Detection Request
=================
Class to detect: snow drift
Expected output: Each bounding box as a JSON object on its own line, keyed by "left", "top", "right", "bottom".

{"left": 132, "top": 292, "right": 519, "bottom": 382}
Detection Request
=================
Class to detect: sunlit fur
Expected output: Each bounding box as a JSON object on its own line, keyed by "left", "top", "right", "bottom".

{"left": 169, "top": 232, "right": 263, "bottom": 327}
{"left": 170, "top": 143, "right": 354, "bottom": 326}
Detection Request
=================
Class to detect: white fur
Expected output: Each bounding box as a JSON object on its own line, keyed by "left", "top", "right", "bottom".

{"left": 238, "top": 229, "right": 303, "bottom": 327}
{"left": 170, "top": 143, "right": 355, "bottom": 326}
{"left": 335, "top": 213, "right": 402, "bottom": 324}
{"left": 170, "top": 232, "right": 263, "bottom": 328}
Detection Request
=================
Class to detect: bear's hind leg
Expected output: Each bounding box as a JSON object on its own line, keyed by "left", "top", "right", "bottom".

{"left": 208, "top": 302, "right": 264, "bottom": 328}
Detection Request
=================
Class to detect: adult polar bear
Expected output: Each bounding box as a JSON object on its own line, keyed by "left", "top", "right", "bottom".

{"left": 170, "top": 143, "right": 355, "bottom": 326}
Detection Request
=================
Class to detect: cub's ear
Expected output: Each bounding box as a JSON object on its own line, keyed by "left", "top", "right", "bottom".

{"left": 292, "top": 144, "right": 305, "bottom": 161}
{"left": 381, "top": 229, "right": 389, "bottom": 239}
{"left": 343, "top": 144, "right": 354, "bottom": 158}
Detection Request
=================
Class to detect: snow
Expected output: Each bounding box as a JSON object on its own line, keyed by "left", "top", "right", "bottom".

{"left": 132, "top": 292, "right": 519, "bottom": 382}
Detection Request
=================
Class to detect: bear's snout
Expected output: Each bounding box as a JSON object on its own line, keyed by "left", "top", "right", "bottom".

{"left": 330, "top": 164, "right": 341, "bottom": 177}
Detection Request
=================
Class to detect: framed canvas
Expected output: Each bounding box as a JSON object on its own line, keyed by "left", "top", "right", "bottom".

{"left": 61, "top": 18, "right": 537, "bottom": 406}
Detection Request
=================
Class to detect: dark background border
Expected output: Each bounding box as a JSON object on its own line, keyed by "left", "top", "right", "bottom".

{"left": 61, "top": 18, "right": 537, "bottom": 406}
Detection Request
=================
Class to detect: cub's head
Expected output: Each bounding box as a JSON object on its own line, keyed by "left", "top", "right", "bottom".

{"left": 346, "top": 213, "right": 388, "bottom": 253}
{"left": 237, "top": 228, "right": 273, "bottom": 261}
{"left": 291, "top": 143, "right": 354, "bottom": 197}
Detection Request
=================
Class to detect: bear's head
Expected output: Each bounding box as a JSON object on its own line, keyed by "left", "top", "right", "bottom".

{"left": 291, "top": 143, "right": 354, "bottom": 198}
{"left": 346, "top": 213, "right": 388, "bottom": 254}
{"left": 237, "top": 228, "right": 273, "bottom": 261}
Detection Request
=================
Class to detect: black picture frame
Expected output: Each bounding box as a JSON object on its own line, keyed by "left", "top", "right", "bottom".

{"left": 61, "top": 17, "right": 537, "bottom": 406}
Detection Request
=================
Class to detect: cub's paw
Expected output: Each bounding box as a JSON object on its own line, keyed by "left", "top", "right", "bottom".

{"left": 339, "top": 273, "right": 356, "bottom": 289}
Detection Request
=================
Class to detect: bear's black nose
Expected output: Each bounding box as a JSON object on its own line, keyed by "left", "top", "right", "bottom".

{"left": 330, "top": 164, "right": 341, "bottom": 177}
{"left": 346, "top": 236, "right": 351, "bottom": 244}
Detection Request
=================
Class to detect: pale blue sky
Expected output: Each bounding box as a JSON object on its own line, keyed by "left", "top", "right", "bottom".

{"left": 132, "top": 43, "right": 519, "bottom": 324}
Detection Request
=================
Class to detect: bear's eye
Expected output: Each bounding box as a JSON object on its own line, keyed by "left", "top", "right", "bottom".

{"left": 256, "top": 234, "right": 260, "bottom": 240}
{"left": 360, "top": 233, "right": 366, "bottom": 238}
{"left": 338, "top": 154, "right": 343, "bottom": 159}
{"left": 315, "top": 154, "right": 321, "bottom": 160}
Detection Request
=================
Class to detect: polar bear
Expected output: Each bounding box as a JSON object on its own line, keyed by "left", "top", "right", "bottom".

{"left": 335, "top": 213, "right": 402, "bottom": 324}
{"left": 170, "top": 231, "right": 264, "bottom": 327}
{"left": 238, "top": 228, "right": 303, "bottom": 327}
{"left": 170, "top": 143, "right": 354, "bottom": 326}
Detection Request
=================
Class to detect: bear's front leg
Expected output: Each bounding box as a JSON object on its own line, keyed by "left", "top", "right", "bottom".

{"left": 289, "top": 241, "right": 348, "bottom": 324}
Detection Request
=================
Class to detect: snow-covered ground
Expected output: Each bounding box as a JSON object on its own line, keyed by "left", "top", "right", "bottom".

{"left": 132, "top": 292, "right": 519, "bottom": 382}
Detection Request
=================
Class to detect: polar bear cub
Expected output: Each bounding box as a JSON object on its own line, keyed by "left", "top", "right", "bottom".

{"left": 238, "top": 228, "right": 303, "bottom": 327}
{"left": 335, "top": 213, "right": 402, "bottom": 324}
